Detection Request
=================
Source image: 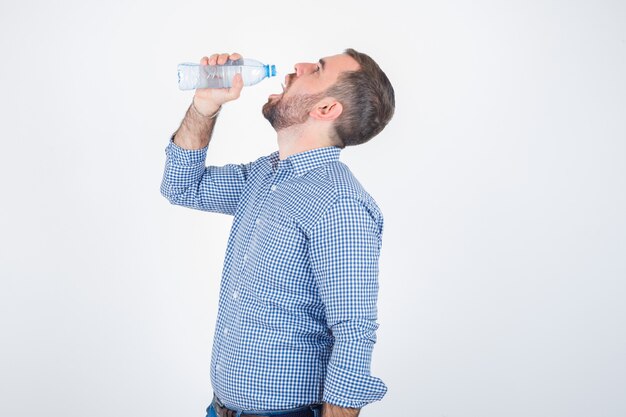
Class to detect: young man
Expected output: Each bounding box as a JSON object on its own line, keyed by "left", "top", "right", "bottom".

{"left": 161, "top": 49, "right": 395, "bottom": 417}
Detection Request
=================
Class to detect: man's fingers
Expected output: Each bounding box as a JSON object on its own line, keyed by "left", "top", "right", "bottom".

{"left": 196, "top": 53, "right": 245, "bottom": 103}
{"left": 205, "top": 52, "right": 243, "bottom": 66}
{"left": 217, "top": 53, "right": 230, "bottom": 65}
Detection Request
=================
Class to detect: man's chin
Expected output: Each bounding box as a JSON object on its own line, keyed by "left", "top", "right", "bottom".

{"left": 261, "top": 101, "right": 276, "bottom": 125}
{"left": 262, "top": 95, "right": 283, "bottom": 118}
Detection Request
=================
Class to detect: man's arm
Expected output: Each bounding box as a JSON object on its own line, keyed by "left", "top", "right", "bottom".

{"left": 173, "top": 52, "right": 243, "bottom": 150}
{"left": 160, "top": 52, "right": 249, "bottom": 215}
{"left": 309, "top": 196, "right": 387, "bottom": 413}
{"left": 172, "top": 96, "right": 220, "bottom": 150}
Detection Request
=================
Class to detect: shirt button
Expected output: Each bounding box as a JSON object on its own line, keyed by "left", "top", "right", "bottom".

{"left": 256, "top": 219, "right": 261, "bottom": 225}
{"left": 224, "top": 328, "right": 229, "bottom": 336}
{"left": 233, "top": 291, "right": 239, "bottom": 299}
{"left": 270, "top": 184, "right": 277, "bottom": 191}
{"left": 243, "top": 254, "right": 248, "bottom": 262}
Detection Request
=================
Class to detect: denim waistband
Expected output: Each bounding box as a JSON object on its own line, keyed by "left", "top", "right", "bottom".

{"left": 211, "top": 395, "right": 322, "bottom": 417}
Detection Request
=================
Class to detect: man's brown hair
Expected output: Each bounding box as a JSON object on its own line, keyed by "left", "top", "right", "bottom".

{"left": 327, "top": 48, "right": 395, "bottom": 148}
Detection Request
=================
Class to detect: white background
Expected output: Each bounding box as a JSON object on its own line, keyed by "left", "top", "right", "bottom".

{"left": 1, "top": 0, "right": 625, "bottom": 416}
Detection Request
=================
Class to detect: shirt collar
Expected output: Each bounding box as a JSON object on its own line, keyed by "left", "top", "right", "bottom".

{"left": 270, "top": 146, "right": 342, "bottom": 176}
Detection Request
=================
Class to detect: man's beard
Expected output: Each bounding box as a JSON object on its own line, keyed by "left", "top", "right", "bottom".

{"left": 262, "top": 91, "right": 326, "bottom": 131}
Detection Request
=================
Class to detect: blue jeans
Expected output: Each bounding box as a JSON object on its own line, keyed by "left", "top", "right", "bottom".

{"left": 205, "top": 403, "right": 322, "bottom": 417}
{"left": 206, "top": 404, "right": 217, "bottom": 417}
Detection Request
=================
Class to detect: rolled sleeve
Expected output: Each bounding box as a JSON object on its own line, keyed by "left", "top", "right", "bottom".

{"left": 160, "top": 136, "right": 249, "bottom": 215}
{"left": 309, "top": 196, "right": 387, "bottom": 408}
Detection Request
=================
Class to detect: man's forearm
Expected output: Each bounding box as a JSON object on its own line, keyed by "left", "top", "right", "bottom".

{"left": 172, "top": 99, "right": 221, "bottom": 150}
{"left": 322, "top": 403, "right": 360, "bottom": 417}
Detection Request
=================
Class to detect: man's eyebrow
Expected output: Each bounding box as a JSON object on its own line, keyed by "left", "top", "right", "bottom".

{"left": 318, "top": 58, "right": 326, "bottom": 71}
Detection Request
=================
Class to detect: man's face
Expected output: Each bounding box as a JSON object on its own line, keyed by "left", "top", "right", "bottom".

{"left": 262, "top": 53, "right": 360, "bottom": 131}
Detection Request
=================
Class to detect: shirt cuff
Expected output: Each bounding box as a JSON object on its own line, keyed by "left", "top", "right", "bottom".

{"left": 165, "top": 134, "right": 208, "bottom": 166}
{"left": 322, "top": 361, "right": 388, "bottom": 408}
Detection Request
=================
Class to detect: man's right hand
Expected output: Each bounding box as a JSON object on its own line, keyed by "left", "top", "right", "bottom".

{"left": 172, "top": 52, "right": 245, "bottom": 150}
{"left": 192, "top": 52, "right": 245, "bottom": 116}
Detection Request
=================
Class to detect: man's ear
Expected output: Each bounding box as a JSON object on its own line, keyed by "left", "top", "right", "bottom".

{"left": 310, "top": 98, "right": 343, "bottom": 121}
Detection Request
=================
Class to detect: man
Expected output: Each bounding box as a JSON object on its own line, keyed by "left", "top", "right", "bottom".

{"left": 161, "top": 48, "right": 395, "bottom": 417}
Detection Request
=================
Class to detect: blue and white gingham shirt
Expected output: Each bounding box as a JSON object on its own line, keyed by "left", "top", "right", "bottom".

{"left": 161, "top": 137, "right": 387, "bottom": 411}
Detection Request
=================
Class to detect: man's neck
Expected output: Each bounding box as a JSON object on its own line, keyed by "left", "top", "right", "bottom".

{"left": 276, "top": 124, "right": 337, "bottom": 160}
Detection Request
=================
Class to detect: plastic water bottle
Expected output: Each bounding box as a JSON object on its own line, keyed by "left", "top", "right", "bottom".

{"left": 177, "top": 58, "right": 277, "bottom": 90}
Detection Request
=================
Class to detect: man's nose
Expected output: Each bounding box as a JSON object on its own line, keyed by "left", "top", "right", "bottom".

{"left": 294, "top": 63, "right": 317, "bottom": 77}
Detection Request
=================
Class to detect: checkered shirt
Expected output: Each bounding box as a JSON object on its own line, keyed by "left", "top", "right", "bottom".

{"left": 161, "top": 137, "right": 387, "bottom": 410}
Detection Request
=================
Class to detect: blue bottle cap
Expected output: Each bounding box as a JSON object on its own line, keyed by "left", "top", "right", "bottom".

{"left": 266, "top": 64, "right": 277, "bottom": 78}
